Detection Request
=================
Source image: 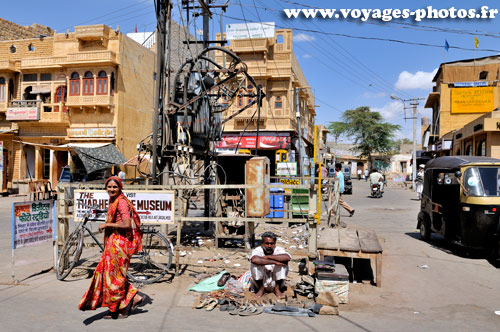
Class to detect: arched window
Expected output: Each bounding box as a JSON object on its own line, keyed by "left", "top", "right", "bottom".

{"left": 54, "top": 86, "right": 67, "bottom": 112}
{"left": 70, "top": 72, "right": 80, "bottom": 96}
{"left": 0, "top": 77, "right": 5, "bottom": 102}
{"left": 83, "top": 71, "right": 93, "bottom": 95}
{"left": 237, "top": 91, "right": 244, "bottom": 107}
{"left": 10, "top": 45, "right": 16, "bottom": 53}
{"left": 477, "top": 140, "right": 486, "bottom": 156}
{"left": 465, "top": 144, "right": 473, "bottom": 156}
{"left": 96, "top": 70, "right": 107, "bottom": 95}
{"left": 110, "top": 72, "right": 115, "bottom": 95}
{"left": 247, "top": 84, "right": 255, "bottom": 106}
{"left": 479, "top": 71, "right": 489, "bottom": 80}
{"left": 274, "top": 96, "right": 282, "bottom": 109}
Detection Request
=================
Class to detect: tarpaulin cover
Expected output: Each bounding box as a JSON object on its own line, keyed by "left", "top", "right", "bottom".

{"left": 72, "top": 144, "right": 127, "bottom": 174}
{"left": 189, "top": 270, "right": 227, "bottom": 293}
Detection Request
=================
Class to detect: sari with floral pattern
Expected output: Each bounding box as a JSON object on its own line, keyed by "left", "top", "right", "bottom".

{"left": 78, "top": 193, "right": 142, "bottom": 312}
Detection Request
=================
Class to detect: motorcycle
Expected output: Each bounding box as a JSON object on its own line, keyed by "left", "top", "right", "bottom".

{"left": 371, "top": 183, "right": 383, "bottom": 198}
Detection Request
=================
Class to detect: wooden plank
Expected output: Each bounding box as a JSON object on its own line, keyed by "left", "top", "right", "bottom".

{"left": 358, "top": 230, "right": 383, "bottom": 253}
{"left": 317, "top": 228, "right": 339, "bottom": 250}
{"left": 338, "top": 228, "right": 361, "bottom": 252}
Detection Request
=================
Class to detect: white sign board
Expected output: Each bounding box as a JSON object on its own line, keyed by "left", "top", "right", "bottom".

{"left": 276, "top": 162, "right": 297, "bottom": 176}
{"left": 12, "top": 200, "right": 54, "bottom": 249}
{"left": 226, "top": 22, "right": 275, "bottom": 40}
{"left": 74, "top": 190, "right": 175, "bottom": 224}
{"left": 6, "top": 107, "right": 40, "bottom": 120}
{"left": 67, "top": 127, "right": 116, "bottom": 138}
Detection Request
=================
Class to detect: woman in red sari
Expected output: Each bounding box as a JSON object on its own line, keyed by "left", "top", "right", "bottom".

{"left": 78, "top": 176, "right": 145, "bottom": 319}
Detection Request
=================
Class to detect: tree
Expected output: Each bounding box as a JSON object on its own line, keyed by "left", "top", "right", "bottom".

{"left": 392, "top": 138, "right": 412, "bottom": 153}
{"left": 327, "top": 121, "right": 348, "bottom": 143}
{"left": 341, "top": 106, "right": 400, "bottom": 169}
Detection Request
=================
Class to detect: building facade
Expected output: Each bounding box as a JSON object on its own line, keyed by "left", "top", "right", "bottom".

{"left": 214, "top": 28, "right": 316, "bottom": 176}
{"left": 0, "top": 22, "right": 154, "bottom": 192}
{"left": 425, "top": 55, "right": 500, "bottom": 153}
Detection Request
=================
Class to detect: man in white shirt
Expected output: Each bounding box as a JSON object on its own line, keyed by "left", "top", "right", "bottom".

{"left": 369, "top": 168, "right": 384, "bottom": 192}
{"left": 250, "top": 232, "right": 291, "bottom": 298}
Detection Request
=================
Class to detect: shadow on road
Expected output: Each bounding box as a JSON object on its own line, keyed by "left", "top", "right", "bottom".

{"left": 405, "top": 232, "right": 499, "bottom": 268}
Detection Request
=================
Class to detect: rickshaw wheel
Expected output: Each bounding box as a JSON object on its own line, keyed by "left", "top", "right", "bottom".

{"left": 418, "top": 213, "right": 431, "bottom": 241}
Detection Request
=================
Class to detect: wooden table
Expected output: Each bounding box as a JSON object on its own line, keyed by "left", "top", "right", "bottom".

{"left": 317, "top": 228, "right": 383, "bottom": 287}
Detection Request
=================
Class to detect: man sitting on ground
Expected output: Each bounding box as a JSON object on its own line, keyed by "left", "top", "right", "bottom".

{"left": 250, "top": 232, "right": 291, "bottom": 298}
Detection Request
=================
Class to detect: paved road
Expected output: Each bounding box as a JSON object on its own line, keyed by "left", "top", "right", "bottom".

{"left": 0, "top": 182, "right": 499, "bottom": 331}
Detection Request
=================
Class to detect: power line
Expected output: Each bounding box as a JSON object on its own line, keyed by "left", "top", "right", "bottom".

{"left": 57, "top": 0, "right": 153, "bottom": 32}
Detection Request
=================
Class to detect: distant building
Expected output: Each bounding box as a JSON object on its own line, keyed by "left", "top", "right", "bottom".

{"left": 425, "top": 55, "right": 500, "bottom": 154}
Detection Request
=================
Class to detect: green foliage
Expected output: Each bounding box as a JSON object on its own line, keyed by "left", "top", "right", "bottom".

{"left": 392, "top": 138, "right": 413, "bottom": 153}
{"left": 327, "top": 121, "right": 348, "bottom": 143}
{"left": 341, "top": 106, "right": 400, "bottom": 159}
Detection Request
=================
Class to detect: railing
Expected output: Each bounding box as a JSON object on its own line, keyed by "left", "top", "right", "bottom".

{"left": 66, "top": 51, "right": 116, "bottom": 63}
{"left": 9, "top": 99, "right": 41, "bottom": 108}
{"left": 66, "top": 94, "right": 114, "bottom": 107}
{"left": 142, "top": 32, "right": 155, "bottom": 49}
{"left": 40, "top": 103, "right": 69, "bottom": 123}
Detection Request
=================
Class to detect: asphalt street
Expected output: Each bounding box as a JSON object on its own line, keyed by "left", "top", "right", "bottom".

{"left": 0, "top": 181, "right": 499, "bottom": 331}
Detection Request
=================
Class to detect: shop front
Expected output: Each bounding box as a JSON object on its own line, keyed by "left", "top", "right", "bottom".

{"left": 215, "top": 133, "right": 291, "bottom": 177}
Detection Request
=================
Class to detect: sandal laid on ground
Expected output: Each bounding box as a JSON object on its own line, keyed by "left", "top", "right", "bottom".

{"left": 205, "top": 299, "right": 219, "bottom": 311}
{"left": 239, "top": 306, "right": 263, "bottom": 316}
{"left": 195, "top": 298, "right": 211, "bottom": 309}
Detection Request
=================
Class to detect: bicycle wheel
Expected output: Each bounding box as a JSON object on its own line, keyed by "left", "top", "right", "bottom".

{"left": 127, "top": 230, "right": 173, "bottom": 284}
{"left": 56, "top": 226, "right": 84, "bottom": 281}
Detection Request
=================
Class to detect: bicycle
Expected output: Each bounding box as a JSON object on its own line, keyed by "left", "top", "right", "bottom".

{"left": 56, "top": 205, "right": 174, "bottom": 284}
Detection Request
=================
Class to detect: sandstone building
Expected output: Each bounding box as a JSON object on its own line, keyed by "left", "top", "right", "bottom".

{"left": 0, "top": 20, "right": 154, "bottom": 192}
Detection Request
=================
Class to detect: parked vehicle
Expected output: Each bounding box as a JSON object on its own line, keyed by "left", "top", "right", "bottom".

{"left": 417, "top": 156, "right": 500, "bottom": 263}
{"left": 371, "top": 183, "right": 382, "bottom": 198}
{"left": 343, "top": 167, "right": 353, "bottom": 195}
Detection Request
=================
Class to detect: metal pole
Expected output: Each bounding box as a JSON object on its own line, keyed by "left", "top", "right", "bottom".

{"left": 295, "top": 88, "right": 303, "bottom": 183}
{"left": 412, "top": 98, "right": 417, "bottom": 186}
{"left": 152, "top": 0, "right": 166, "bottom": 185}
{"left": 254, "top": 89, "right": 261, "bottom": 155}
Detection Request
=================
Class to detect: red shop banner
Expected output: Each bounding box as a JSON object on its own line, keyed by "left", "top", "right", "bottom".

{"left": 216, "top": 135, "right": 290, "bottom": 149}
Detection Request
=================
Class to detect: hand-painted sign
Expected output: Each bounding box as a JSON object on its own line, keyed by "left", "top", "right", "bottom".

{"left": 12, "top": 200, "right": 54, "bottom": 249}
{"left": 6, "top": 107, "right": 40, "bottom": 120}
{"left": 276, "top": 162, "right": 297, "bottom": 176}
{"left": 451, "top": 87, "right": 494, "bottom": 114}
{"left": 226, "top": 22, "right": 275, "bottom": 40}
{"left": 67, "top": 127, "right": 116, "bottom": 138}
{"left": 74, "top": 190, "right": 175, "bottom": 224}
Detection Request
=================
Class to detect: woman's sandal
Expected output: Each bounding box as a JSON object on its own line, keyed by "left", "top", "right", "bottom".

{"left": 131, "top": 293, "right": 149, "bottom": 312}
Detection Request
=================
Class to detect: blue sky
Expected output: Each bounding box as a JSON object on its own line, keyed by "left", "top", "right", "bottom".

{"left": 4, "top": 0, "right": 500, "bottom": 142}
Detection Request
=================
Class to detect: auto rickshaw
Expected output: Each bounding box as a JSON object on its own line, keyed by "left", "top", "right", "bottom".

{"left": 417, "top": 156, "right": 500, "bottom": 261}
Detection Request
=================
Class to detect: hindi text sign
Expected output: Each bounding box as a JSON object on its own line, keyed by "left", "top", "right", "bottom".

{"left": 12, "top": 200, "right": 54, "bottom": 249}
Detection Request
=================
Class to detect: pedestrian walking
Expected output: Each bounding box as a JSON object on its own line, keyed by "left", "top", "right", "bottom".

{"left": 364, "top": 169, "right": 369, "bottom": 182}
{"left": 78, "top": 176, "right": 146, "bottom": 319}
{"left": 328, "top": 163, "right": 355, "bottom": 227}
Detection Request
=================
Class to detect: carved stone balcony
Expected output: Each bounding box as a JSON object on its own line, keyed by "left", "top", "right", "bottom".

{"left": 66, "top": 94, "right": 114, "bottom": 108}
{"left": 74, "top": 24, "right": 110, "bottom": 41}
{"left": 231, "top": 38, "right": 269, "bottom": 53}
{"left": 0, "top": 59, "right": 16, "bottom": 72}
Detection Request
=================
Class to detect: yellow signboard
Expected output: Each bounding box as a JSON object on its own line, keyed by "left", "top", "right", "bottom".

{"left": 451, "top": 87, "right": 494, "bottom": 114}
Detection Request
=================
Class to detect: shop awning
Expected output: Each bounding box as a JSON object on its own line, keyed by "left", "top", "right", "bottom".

{"left": 72, "top": 144, "right": 127, "bottom": 174}
{"left": 30, "top": 85, "right": 52, "bottom": 94}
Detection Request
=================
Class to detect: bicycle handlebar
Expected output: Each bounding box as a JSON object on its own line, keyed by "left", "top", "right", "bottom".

{"left": 75, "top": 200, "right": 108, "bottom": 214}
